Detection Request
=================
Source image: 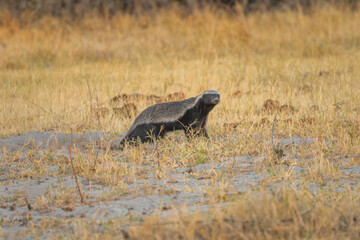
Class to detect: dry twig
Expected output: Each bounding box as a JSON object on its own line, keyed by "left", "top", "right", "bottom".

{"left": 69, "top": 133, "right": 84, "bottom": 203}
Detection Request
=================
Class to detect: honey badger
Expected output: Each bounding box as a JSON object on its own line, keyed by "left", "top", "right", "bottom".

{"left": 118, "top": 90, "right": 220, "bottom": 147}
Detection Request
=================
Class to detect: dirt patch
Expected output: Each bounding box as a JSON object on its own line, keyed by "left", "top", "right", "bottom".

{"left": 262, "top": 99, "right": 297, "bottom": 114}
{"left": 0, "top": 132, "right": 359, "bottom": 238}
{"left": 0, "top": 131, "right": 112, "bottom": 152}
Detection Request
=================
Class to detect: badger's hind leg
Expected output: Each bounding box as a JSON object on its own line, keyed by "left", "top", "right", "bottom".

{"left": 125, "top": 126, "right": 153, "bottom": 144}
{"left": 121, "top": 124, "right": 164, "bottom": 146}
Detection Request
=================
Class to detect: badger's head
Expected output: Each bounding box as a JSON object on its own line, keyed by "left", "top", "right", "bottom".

{"left": 200, "top": 90, "right": 220, "bottom": 106}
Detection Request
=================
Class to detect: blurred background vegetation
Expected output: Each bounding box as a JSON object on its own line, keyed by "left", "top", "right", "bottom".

{"left": 0, "top": 0, "right": 359, "bottom": 22}
{"left": 0, "top": 0, "right": 359, "bottom": 135}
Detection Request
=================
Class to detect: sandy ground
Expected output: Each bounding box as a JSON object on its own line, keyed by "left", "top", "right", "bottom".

{"left": 0, "top": 132, "right": 359, "bottom": 239}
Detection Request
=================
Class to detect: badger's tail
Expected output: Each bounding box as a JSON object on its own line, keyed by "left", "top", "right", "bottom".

{"left": 109, "top": 137, "right": 126, "bottom": 150}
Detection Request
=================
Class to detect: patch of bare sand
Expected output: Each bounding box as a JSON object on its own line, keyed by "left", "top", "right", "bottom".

{"left": 0, "top": 132, "right": 359, "bottom": 239}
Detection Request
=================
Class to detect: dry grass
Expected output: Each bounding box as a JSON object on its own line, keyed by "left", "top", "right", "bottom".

{"left": 0, "top": 5, "right": 360, "bottom": 239}
{"left": 129, "top": 188, "right": 360, "bottom": 240}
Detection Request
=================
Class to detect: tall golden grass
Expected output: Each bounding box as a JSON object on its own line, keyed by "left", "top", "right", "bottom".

{"left": 1, "top": 5, "right": 359, "bottom": 137}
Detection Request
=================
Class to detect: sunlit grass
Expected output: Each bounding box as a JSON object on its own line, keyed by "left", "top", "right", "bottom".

{"left": 0, "top": 6, "right": 359, "bottom": 137}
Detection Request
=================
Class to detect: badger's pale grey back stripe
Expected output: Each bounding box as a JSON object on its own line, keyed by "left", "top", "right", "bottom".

{"left": 201, "top": 90, "right": 219, "bottom": 95}
{"left": 127, "top": 90, "right": 219, "bottom": 133}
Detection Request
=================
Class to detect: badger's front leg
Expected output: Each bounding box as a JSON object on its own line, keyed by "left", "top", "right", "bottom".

{"left": 198, "top": 118, "right": 209, "bottom": 138}
{"left": 199, "top": 127, "right": 209, "bottom": 138}
{"left": 184, "top": 126, "right": 209, "bottom": 139}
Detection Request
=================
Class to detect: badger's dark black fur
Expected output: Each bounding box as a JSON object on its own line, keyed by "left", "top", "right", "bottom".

{"left": 118, "top": 90, "right": 220, "bottom": 147}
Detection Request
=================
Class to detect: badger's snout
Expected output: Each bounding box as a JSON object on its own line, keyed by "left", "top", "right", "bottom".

{"left": 210, "top": 95, "right": 220, "bottom": 105}
{"left": 212, "top": 97, "right": 220, "bottom": 104}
